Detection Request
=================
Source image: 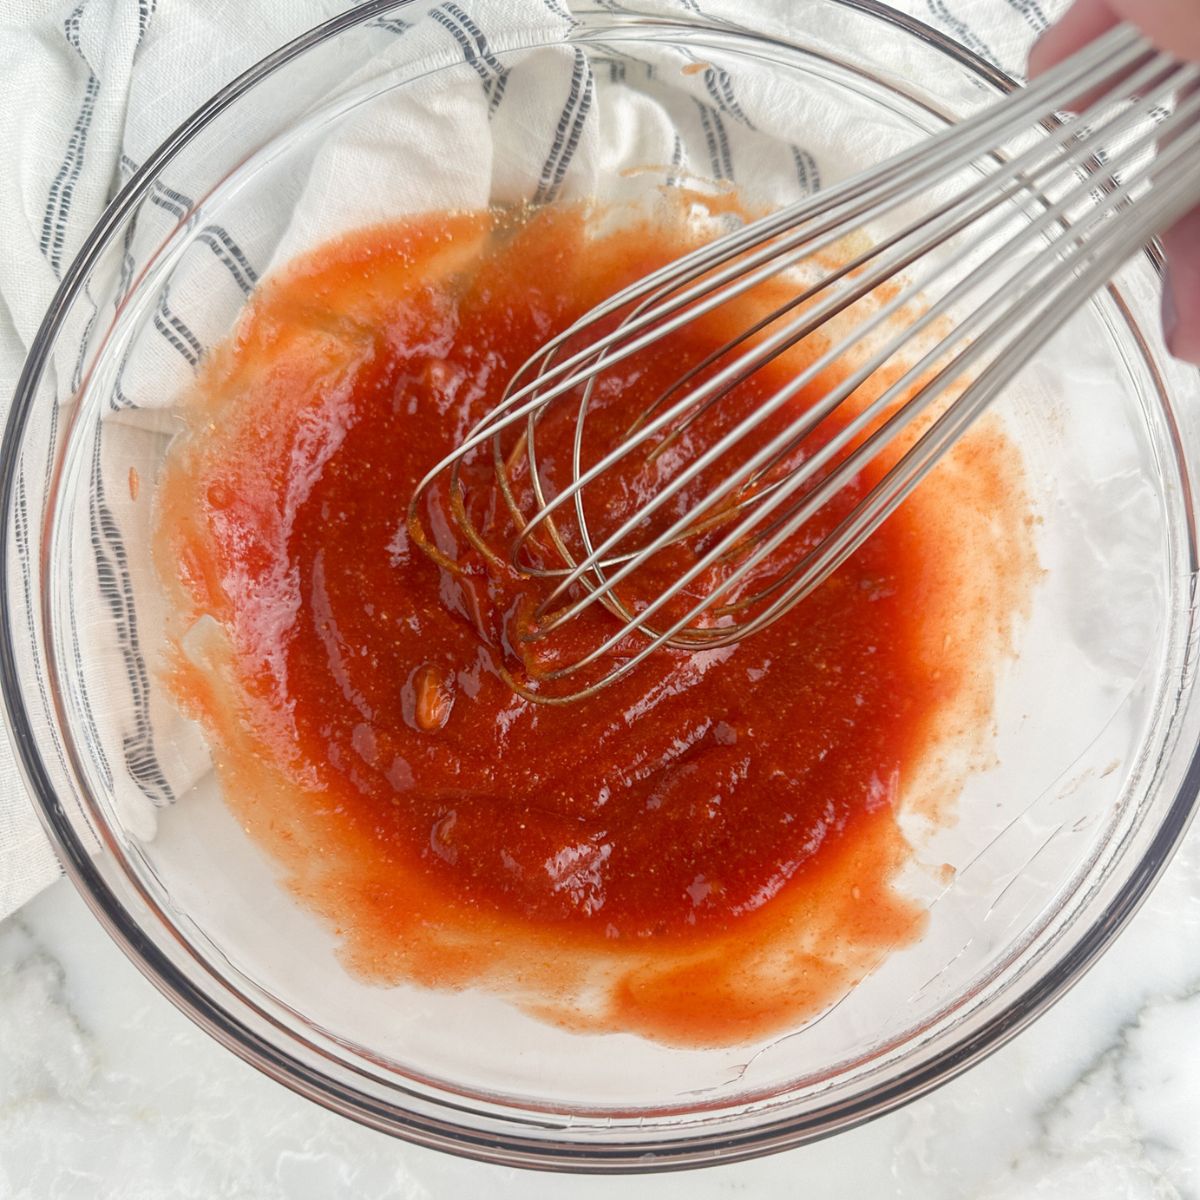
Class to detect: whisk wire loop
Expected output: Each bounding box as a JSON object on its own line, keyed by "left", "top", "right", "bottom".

{"left": 527, "top": 58, "right": 1196, "bottom": 619}
{"left": 407, "top": 25, "right": 1200, "bottom": 703}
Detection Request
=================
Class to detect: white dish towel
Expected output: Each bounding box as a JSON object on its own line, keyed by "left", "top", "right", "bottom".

{"left": 0, "top": 0, "right": 1065, "bottom": 920}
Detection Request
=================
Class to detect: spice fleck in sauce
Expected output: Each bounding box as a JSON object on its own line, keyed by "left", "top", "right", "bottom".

{"left": 155, "top": 199, "right": 1034, "bottom": 1046}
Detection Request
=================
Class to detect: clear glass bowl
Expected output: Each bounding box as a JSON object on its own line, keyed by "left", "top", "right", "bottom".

{"left": 4, "top": 0, "right": 1200, "bottom": 1171}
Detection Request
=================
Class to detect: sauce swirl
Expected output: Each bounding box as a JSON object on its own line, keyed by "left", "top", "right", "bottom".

{"left": 155, "top": 200, "right": 1034, "bottom": 1045}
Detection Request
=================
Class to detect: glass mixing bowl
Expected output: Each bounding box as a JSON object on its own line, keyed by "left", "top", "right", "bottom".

{"left": 4, "top": 0, "right": 1200, "bottom": 1172}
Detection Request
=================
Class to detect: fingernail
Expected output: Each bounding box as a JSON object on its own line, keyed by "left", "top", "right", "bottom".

{"left": 1162, "top": 269, "right": 1178, "bottom": 353}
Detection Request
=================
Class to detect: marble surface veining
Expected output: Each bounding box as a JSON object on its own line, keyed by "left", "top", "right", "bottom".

{"left": 1, "top": 822, "right": 1198, "bottom": 1199}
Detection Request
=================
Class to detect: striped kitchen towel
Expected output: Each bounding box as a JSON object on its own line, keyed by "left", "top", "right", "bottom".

{"left": 0, "top": 0, "right": 1067, "bottom": 919}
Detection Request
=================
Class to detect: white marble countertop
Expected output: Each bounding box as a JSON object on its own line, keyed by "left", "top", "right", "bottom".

{"left": 1, "top": 820, "right": 1198, "bottom": 1199}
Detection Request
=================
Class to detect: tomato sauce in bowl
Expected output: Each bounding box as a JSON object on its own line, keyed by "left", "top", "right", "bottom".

{"left": 155, "top": 199, "right": 1035, "bottom": 1046}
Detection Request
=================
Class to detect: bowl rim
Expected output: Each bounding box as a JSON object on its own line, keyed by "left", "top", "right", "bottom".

{"left": 2, "top": 0, "right": 1197, "bottom": 1172}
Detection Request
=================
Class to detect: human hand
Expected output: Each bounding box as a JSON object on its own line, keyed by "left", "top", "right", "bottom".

{"left": 1029, "top": 0, "right": 1200, "bottom": 364}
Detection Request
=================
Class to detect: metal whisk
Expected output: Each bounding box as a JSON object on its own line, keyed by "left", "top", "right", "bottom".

{"left": 409, "top": 24, "right": 1200, "bottom": 703}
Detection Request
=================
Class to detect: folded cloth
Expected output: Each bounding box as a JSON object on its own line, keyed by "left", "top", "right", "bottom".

{"left": 0, "top": 0, "right": 1064, "bottom": 921}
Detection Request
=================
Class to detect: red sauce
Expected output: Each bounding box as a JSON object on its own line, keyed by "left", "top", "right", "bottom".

{"left": 156, "top": 200, "right": 1034, "bottom": 1045}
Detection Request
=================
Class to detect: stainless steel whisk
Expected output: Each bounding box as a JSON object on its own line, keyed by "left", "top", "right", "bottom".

{"left": 409, "top": 24, "right": 1200, "bottom": 703}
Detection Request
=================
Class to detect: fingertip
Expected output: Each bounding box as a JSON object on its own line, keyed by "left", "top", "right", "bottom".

{"left": 1027, "top": 23, "right": 1064, "bottom": 79}
{"left": 1027, "top": 23, "right": 1065, "bottom": 79}
{"left": 1027, "top": 34, "right": 1051, "bottom": 80}
{"left": 1162, "top": 215, "right": 1200, "bottom": 367}
{"left": 1163, "top": 284, "right": 1200, "bottom": 366}
{"left": 1162, "top": 274, "right": 1200, "bottom": 367}
{"left": 1025, "top": 0, "right": 1119, "bottom": 82}
{"left": 1165, "top": 327, "right": 1200, "bottom": 368}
